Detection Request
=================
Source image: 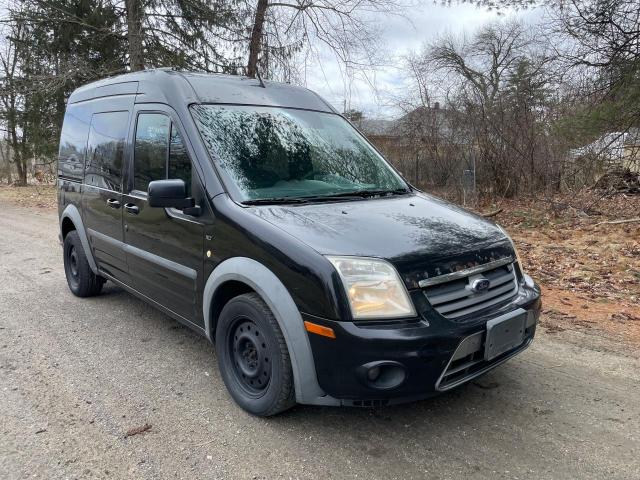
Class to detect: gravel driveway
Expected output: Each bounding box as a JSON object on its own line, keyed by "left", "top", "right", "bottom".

{"left": 1, "top": 204, "right": 638, "bottom": 480}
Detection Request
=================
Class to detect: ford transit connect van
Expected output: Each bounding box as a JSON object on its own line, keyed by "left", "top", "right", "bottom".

{"left": 57, "top": 69, "right": 541, "bottom": 416}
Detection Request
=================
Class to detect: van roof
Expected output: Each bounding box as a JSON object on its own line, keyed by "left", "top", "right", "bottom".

{"left": 67, "top": 68, "right": 336, "bottom": 113}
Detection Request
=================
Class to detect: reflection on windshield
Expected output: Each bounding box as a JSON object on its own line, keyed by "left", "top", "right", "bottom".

{"left": 191, "top": 105, "right": 407, "bottom": 202}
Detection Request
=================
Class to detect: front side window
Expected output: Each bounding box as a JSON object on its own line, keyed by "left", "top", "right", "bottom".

{"left": 85, "top": 111, "right": 129, "bottom": 191}
{"left": 133, "top": 113, "right": 192, "bottom": 194}
{"left": 190, "top": 105, "right": 407, "bottom": 202}
{"left": 134, "top": 113, "right": 170, "bottom": 192}
{"left": 169, "top": 123, "right": 192, "bottom": 196}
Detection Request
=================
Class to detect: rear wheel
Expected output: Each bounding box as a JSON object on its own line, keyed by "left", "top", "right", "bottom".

{"left": 215, "top": 293, "right": 295, "bottom": 416}
{"left": 63, "top": 230, "right": 105, "bottom": 297}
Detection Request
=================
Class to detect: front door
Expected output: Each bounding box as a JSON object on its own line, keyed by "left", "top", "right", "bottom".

{"left": 82, "top": 110, "right": 130, "bottom": 282}
{"left": 121, "top": 107, "right": 204, "bottom": 322}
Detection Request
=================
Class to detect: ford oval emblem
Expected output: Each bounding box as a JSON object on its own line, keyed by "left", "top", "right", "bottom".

{"left": 470, "top": 277, "right": 491, "bottom": 293}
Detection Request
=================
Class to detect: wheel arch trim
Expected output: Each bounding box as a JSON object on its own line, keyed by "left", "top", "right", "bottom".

{"left": 60, "top": 204, "right": 98, "bottom": 274}
{"left": 203, "top": 257, "right": 339, "bottom": 406}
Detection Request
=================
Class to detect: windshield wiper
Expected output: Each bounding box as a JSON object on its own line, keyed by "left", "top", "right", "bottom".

{"left": 241, "top": 188, "right": 410, "bottom": 205}
{"left": 241, "top": 197, "right": 309, "bottom": 205}
{"left": 319, "top": 188, "right": 410, "bottom": 199}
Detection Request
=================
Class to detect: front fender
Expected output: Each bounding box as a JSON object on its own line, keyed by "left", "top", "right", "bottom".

{"left": 202, "top": 257, "right": 339, "bottom": 406}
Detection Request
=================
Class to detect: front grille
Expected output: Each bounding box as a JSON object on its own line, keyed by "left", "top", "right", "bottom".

{"left": 421, "top": 257, "right": 518, "bottom": 320}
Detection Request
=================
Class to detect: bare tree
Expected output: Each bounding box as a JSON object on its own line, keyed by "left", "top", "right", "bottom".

{"left": 400, "top": 21, "right": 562, "bottom": 197}
{"left": 247, "top": 0, "right": 270, "bottom": 78}
{"left": 244, "top": 0, "right": 407, "bottom": 79}
{"left": 125, "top": 0, "right": 144, "bottom": 71}
{"left": 550, "top": 0, "right": 640, "bottom": 138}
{"left": 0, "top": 18, "right": 30, "bottom": 185}
{"left": 462, "top": 0, "right": 640, "bottom": 131}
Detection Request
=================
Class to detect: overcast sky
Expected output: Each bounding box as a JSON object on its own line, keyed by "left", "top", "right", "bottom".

{"left": 302, "top": 3, "right": 544, "bottom": 118}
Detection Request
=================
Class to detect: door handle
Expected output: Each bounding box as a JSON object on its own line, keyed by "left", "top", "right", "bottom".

{"left": 124, "top": 203, "right": 140, "bottom": 215}
{"left": 106, "top": 198, "right": 120, "bottom": 209}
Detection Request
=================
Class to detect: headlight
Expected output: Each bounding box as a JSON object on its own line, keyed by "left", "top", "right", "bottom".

{"left": 497, "top": 224, "right": 524, "bottom": 270}
{"left": 327, "top": 256, "right": 416, "bottom": 320}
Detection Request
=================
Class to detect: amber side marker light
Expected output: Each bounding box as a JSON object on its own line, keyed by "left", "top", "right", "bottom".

{"left": 304, "top": 321, "right": 336, "bottom": 339}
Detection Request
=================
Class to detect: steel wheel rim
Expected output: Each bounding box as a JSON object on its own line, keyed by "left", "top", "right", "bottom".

{"left": 69, "top": 246, "right": 79, "bottom": 278}
{"left": 65, "top": 244, "right": 80, "bottom": 288}
{"left": 228, "top": 317, "right": 271, "bottom": 397}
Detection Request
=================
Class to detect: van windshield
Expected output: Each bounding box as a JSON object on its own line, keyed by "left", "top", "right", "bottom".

{"left": 190, "top": 104, "right": 408, "bottom": 203}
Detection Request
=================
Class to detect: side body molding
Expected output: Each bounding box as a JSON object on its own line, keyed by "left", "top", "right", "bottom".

{"left": 203, "top": 257, "right": 340, "bottom": 406}
{"left": 60, "top": 204, "right": 98, "bottom": 274}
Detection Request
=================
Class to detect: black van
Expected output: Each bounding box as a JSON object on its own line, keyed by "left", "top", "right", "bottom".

{"left": 57, "top": 69, "right": 541, "bottom": 416}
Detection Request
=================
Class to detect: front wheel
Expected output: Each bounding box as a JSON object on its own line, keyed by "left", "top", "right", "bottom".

{"left": 215, "top": 293, "right": 296, "bottom": 416}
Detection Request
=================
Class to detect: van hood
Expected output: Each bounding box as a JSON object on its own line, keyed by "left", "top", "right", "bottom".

{"left": 250, "top": 192, "right": 514, "bottom": 289}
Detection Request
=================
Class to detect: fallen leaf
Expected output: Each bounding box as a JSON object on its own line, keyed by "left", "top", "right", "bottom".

{"left": 125, "top": 423, "right": 152, "bottom": 437}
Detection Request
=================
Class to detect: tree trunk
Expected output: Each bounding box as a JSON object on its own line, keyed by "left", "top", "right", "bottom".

{"left": 247, "top": 0, "right": 269, "bottom": 78}
{"left": 125, "top": 0, "right": 145, "bottom": 71}
{"left": 14, "top": 154, "right": 27, "bottom": 186}
{"left": 6, "top": 104, "right": 26, "bottom": 186}
{"left": 5, "top": 144, "right": 11, "bottom": 185}
{"left": 0, "top": 137, "right": 10, "bottom": 184}
{"left": 6, "top": 155, "right": 12, "bottom": 185}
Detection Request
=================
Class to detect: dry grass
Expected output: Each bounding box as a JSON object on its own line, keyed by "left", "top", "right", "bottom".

{"left": 481, "top": 194, "right": 640, "bottom": 345}
{"left": 0, "top": 184, "right": 57, "bottom": 209}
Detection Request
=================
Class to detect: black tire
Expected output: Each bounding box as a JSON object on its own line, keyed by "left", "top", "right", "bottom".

{"left": 63, "top": 230, "right": 105, "bottom": 297}
{"left": 215, "top": 293, "right": 296, "bottom": 416}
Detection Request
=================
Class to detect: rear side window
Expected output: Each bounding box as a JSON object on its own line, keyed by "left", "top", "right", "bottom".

{"left": 58, "top": 109, "right": 90, "bottom": 181}
{"left": 133, "top": 113, "right": 192, "bottom": 195}
{"left": 85, "top": 111, "right": 129, "bottom": 191}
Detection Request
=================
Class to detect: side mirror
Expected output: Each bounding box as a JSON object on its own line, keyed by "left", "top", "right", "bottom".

{"left": 148, "top": 179, "right": 194, "bottom": 210}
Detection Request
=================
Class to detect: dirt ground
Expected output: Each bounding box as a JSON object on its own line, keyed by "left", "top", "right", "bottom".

{"left": 1, "top": 186, "right": 639, "bottom": 479}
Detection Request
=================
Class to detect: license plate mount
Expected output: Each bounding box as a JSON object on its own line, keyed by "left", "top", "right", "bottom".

{"left": 485, "top": 312, "right": 526, "bottom": 361}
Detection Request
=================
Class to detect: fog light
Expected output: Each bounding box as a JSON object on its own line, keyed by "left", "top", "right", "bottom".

{"left": 358, "top": 361, "right": 407, "bottom": 390}
{"left": 367, "top": 366, "right": 381, "bottom": 381}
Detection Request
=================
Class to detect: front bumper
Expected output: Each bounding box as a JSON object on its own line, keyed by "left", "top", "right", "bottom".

{"left": 303, "top": 281, "right": 541, "bottom": 406}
